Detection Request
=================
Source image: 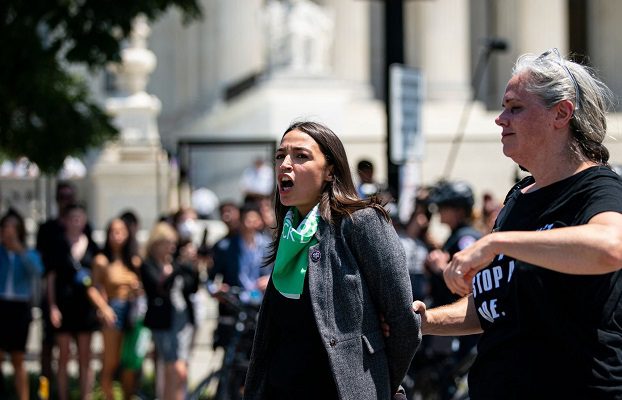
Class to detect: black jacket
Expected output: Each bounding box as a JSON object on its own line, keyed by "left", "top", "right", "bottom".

{"left": 140, "top": 257, "right": 198, "bottom": 330}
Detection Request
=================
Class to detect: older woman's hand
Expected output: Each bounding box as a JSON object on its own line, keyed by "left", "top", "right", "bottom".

{"left": 444, "top": 234, "right": 496, "bottom": 296}
{"left": 412, "top": 300, "right": 428, "bottom": 335}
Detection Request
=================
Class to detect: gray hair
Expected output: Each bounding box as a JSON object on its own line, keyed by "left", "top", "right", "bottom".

{"left": 513, "top": 50, "right": 615, "bottom": 164}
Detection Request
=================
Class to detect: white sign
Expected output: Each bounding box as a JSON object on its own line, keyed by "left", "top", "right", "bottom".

{"left": 389, "top": 64, "right": 424, "bottom": 164}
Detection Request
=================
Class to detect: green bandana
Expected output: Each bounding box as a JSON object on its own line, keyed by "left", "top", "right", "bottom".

{"left": 272, "top": 204, "right": 320, "bottom": 299}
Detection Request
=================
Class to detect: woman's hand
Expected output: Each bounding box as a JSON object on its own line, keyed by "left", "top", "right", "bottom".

{"left": 380, "top": 314, "right": 390, "bottom": 338}
{"left": 162, "top": 263, "right": 174, "bottom": 277}
{"left": 392, "top": 387, "right": 408, "bottom": 400}
{"left": 256, "top": 275, "right": 270, "bottom": 293}
{"left": 444, "top": 235, "right": 496, "bottom": 296}
{"left": 99, "top": 305, "right": 117, "bottom": 329}
{"left": 412, "top": 300, "right": 426, "bottom": 314}
{"left": 50, "top": 304, "right": 62, "bottom": 328}
{"left": 413, "top": 297, "right": 482, "bottom": 336}
{"left": 208, "top": 282, "right": 231, "bottom": 304}
{"left": 426, "top": 249, "right": 450, "bottom": 274}
{"left": 412, "top": 300, "right": 428, "bottom": 335}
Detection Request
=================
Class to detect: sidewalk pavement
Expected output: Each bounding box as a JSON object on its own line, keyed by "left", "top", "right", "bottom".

{"left": 1, "top": 288, "right": 224, "bottom": 391}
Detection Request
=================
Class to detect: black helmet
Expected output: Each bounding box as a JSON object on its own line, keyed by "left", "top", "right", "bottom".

{"left": 429, "top": 180, "right": 474, "bottom": 211}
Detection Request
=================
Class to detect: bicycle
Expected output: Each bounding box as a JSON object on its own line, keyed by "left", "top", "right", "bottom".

{"left": 187, "top": 286, "right": 260, "bottom": 400}
{"left": 402, "top": 336, "right": 476, "bottom": 400}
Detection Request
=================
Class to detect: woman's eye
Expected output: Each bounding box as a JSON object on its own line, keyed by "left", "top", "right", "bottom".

{"left": 296, "top": 154, "right": 308, "bottom": 159}
{"left": 510, "top": 106, "right": 521, "bottom": 114}
{"left": 275, "top": 154, "right": 284, "bottom": 160}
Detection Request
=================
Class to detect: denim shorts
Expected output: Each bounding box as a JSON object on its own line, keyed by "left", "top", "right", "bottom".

{"left": 152, "top": 310, "right": 194, "bottom": 362}
{"left": 109, "top": 299, "right": 131, "bottom": 331}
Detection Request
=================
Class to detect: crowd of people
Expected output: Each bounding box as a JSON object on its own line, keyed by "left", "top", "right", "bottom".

{"left": 1, "top": 48, "right": 622, "bottom": 400}
{"left": 0, "top": 158, "right": 498, "bottom": 400}
{"left": 0, "top": 177, "right": 278, "bottom": 400}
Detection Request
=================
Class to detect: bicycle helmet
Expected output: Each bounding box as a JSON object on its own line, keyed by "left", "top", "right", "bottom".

{"left": 428, "top": 180, "right": 475, "bottom": 211}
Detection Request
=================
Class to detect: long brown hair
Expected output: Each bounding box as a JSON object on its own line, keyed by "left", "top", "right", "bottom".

{"left": 0, "top": 208, "right": 26, "bottom": 245}
{"left": 102, "top": 218, "right": 140, "bottom": 274}
{"left": 266, "top": 121, "right": 388, "bottom": 265}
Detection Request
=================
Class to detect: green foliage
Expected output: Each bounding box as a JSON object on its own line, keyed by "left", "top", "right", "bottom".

{"left": 1, "top": 369, "right": 156, "bottom": 399}
{"left": 0, "top": 0, "right": 202, "bottom": 173}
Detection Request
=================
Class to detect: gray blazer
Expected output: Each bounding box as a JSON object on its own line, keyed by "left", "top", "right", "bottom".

{"left": 244, "top": 207, "right": 421, "bottom": 399}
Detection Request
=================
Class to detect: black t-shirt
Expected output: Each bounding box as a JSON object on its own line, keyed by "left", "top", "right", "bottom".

{"left": 266, "top": 277, "right": 338, "bottom": 399}
{"left": 469, "top": 166, "right": 622, "bottom": 399}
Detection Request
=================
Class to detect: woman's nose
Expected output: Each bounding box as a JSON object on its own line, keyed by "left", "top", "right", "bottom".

{"left": 279, "top": 155, "right": 293, "bottom": 171}
{"left": 495, "top": 111, "right": 508, "bottom": 127}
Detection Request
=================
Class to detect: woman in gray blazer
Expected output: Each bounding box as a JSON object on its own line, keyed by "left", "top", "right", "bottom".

{"left": 244, "top": 121, "right": 421, "bottom": 399}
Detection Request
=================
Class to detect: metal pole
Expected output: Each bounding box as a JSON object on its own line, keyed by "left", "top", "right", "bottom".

{"left": 442, "top": 38, "right": 508, "bottom": 179}
{"left": 385, "top": 0, "right": 405, "bottom": 198}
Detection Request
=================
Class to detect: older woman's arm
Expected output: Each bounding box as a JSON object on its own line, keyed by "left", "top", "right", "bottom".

{"left": 445, "top": 211, "right": 622, "bottom": 296}
{"left": 413, "top": 295, "right": 482, "bottom": 336}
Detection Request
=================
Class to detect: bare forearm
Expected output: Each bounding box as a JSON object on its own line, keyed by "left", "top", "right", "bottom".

{"left": 87, "top": 286, "right": 108, "bottom": 312}
{"left": 47, "top": 272, "right": 56, "bottom": 306}
{"left": 423, "top": 296, "right": 482, "bottom": 336}
{"left": 489, "top": 221, "right": 622, "bottom": 275}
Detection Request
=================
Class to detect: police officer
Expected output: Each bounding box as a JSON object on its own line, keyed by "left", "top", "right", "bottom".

{"left": 427, "top": 181, "right": 481, "bottom": 305}
{"left": 425, "top": 181, "right": 481, "bottom": 399}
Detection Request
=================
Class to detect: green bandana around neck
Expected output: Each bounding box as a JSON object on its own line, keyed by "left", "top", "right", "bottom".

{"left": 272, "top": 204, "right": 320, "bottom": 299}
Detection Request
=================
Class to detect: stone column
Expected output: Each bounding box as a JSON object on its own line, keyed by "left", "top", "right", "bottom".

{"left": 587, "top": 1, "right": 622, "bottom": 99}
{"left": 409, "top": 0, "right": 471, "bottom": 101}
{"left": 492, "top": 0, "right": 568, "bottom": 96}
{"left": 330, "top": 0, "right": 370, "bottom": 83}
{"left": 89, "top": 15, "right": 170, "bottom": 231}
{"left": 514, "top": 0, "right": 568, "bottom": 54}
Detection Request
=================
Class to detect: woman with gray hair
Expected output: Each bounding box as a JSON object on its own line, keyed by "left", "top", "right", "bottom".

{"left": 413, "top": 49, "right": 622, "bottom": 398}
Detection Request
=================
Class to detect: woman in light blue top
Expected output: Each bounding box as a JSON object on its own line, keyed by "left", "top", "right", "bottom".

{"left": 0, "top": 209, "right": 43, "bottom": 400}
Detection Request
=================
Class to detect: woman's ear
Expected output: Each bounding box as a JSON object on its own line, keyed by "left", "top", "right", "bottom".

{"left": 553, "top": 99, "right": 574, "bottom": 129}
{"left": 324, "top": 166, "right": 334, "bottom": 182}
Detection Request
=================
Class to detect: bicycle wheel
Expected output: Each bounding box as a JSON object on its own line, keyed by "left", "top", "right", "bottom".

{"left": 187, "top": 370, "right": 220, "bottom": 400}
{"left": 226, "top": 365, "right": 248, "bottom": 400}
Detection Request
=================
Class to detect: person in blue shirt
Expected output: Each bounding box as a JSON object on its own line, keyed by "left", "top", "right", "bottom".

{"left": 0, "top": 209, "right": 43, "bottom": 400}
{"left": 209, "top": 203, "right": 271, "bottom": 349}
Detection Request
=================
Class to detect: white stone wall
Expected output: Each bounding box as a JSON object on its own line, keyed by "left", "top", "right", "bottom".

{"left": 588, "top": 0, "right": 622, "bottom": 101}
{"left": 147, "top": 0, "right": 265, "bottom": 144}
{"left": 407, "top": 0, "right": 472, "bottom": 102}
{"left": 84, "top": 0, "right": 622, "bottom": 222}
{"left": 330, "top": 0, "right": 371, "bottom": 83}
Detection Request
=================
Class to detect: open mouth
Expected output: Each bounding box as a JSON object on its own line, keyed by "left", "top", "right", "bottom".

{"left": 280, "top": 177, "right": 294, "bottom": 192}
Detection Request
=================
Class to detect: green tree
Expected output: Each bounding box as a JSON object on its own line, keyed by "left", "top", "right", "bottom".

{"left": 0, "top": 1, "right": 201, "bottom": 173}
